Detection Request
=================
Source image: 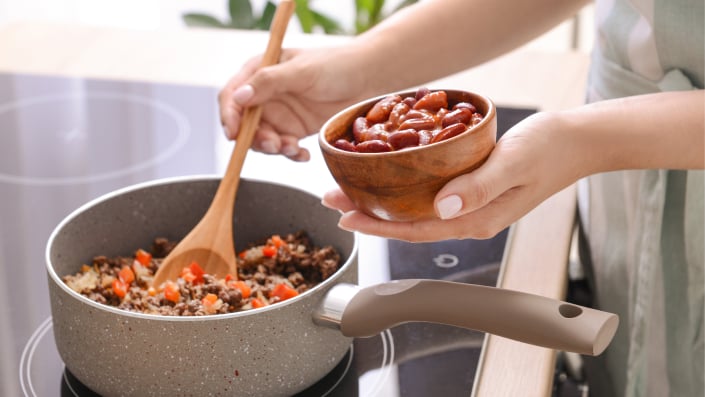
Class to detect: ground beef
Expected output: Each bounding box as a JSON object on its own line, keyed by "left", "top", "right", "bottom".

{"left": 63, "top": 231, "right": 341, "bottom": 316}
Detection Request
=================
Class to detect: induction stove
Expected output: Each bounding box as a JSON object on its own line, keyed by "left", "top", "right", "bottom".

{"left": 1, "top": 72, "right": 543, "bottom": 396}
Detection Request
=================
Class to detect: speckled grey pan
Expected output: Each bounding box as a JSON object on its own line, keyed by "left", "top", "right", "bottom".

{"left": 47, "top": 176, "right": 358, "bottom": 397}
{"left": 46, "top": 176, "right": 619, "bottom": 397}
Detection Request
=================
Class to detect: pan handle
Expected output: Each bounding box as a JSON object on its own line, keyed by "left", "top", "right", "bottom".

{"left": 316, "top": 279, "right": 618, "bottom": 356}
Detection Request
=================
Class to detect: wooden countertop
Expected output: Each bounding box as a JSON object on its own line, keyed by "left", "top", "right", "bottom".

{"left": 0, "top": 21, "right": 587, "bottom": 397}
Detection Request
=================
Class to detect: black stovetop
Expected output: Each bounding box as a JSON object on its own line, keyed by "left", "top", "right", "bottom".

{"left": 1, "top": 72, "right": 538, "bottom": 397}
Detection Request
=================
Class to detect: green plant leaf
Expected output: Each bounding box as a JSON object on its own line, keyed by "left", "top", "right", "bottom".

{"left": 294, "top": 0, "right": 316, "bottom": 33}
{"left": 311, "top": 10, "right": 345, "bottom": 35}
{"left": 254, "top": 1, "right": 277, "bottom": 30}
{"left": 229, "top": 0, "right": 256, "bottom": 28}
{"left": 354, "top": 0, "right": 381, "bottom": 33}
{"left": 182, "top": 13, "right": 228, "bottom": 28}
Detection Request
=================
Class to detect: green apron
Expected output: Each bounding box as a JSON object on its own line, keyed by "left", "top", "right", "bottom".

{"left": 580, "top": 0, "right": 704, "bottom": 396}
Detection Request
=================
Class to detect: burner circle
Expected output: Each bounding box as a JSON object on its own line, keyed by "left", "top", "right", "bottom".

{"left": 21, "top": 317, "right": 397, "bottom": 397}
{"left": 0, "top": 92, "right": 190, "bottom": 186}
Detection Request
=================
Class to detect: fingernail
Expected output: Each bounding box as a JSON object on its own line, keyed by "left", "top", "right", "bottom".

{"left": 261, "top": 140, "right": 277, "bottom": 154}
{"left": 337, "top": 221, "right": 355, "bottom": 232}
{"left": 437, "top": 195, "right": 463, "bottom": 219}
{"left": 232, "top": 84, "right": 254, "bottom": 105}
{"left": 223, "top": 125, "right": 233, "bottom": 139}
{"left": 282, "top": 146, "right": 298, "bottom": 157}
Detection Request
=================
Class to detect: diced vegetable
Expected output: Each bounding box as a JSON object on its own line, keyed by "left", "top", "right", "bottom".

{"left": 163, "top": 281, "right": 180, "bottom": 303}
{"left": 112, "top": 279, "right": 128, "bottom": 299}
{"left": 270, "top": 283, "right": 299, "bottom": 301}
{"left": 135, "top": 249, "right": 152, "bottom": 266}
{"left": 262, "top": 245, "right": 277, "bottom": 257}
{"left": 118, "top": 265, "right": 135, "bottom": 285}
{"left": 251, "top": 298, "right": 265, "bottom": 309}
{"left": 180, "top": 261, "right": 205, "bottom": 284}
{"left": 271, "top": 234, "right": 286, "bottom": 248}
{"left": 228, "top": 280, "right": 251, "bottom": 299}
{"left": 202, "top": 293, "right": 218, "bottom": 305}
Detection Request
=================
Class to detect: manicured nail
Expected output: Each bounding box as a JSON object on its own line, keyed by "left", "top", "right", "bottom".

{"left": 232, "top": 85, "right": 254, "bottom": 105}
{"left": 282, "top": 146, "right": 298, "bottom": 157}
{"left": 261, "top": 140, "right": 277, "bottom": 154}
{"left": 437, "top": 195, "right": 463, "bottom": 219}
{"left": 223, "top": 125, "right": 232, "bottom": 139}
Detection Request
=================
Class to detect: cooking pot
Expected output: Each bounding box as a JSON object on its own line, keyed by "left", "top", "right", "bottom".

{"left": 46, "top": 176, "right": 618, "bottom": 397}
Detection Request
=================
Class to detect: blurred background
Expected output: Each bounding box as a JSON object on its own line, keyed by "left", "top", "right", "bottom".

{"left": 0, "top": 0, "right": 595, "bottom": 53}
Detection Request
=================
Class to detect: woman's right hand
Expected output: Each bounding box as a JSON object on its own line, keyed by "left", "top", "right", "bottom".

{"left": 218, "top": 46, "right": 370, "bottom": 161}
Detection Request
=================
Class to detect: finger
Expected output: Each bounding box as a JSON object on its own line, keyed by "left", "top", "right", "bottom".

{"left": 434, "top": 151, "right": 518, "bottom": 220}
{"left": 219, "top": 56, "right": 265, "bottom": 139}
{"left": 231, "top": 50, "right": 306, "bottom": 109}
{"left": 337, "top": 211, "right": 437, "bottom": 242}
{"left": 279, "top": 135, "right": 309, "bottom": 161}
{"left": 321, "top": 189, "right": 357, "bottom": 213}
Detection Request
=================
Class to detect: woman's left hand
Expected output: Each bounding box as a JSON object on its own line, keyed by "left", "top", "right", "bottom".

{"left": 322, "top": 111, "right": 585, "bottom": 242}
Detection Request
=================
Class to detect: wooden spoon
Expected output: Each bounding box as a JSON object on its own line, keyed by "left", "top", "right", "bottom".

{"left": 152, "top": 0, "right": 296, "bottom": 287}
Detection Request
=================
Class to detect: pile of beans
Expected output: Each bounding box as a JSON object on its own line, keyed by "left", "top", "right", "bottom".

{"left": 333, "top": 88, "right": 484, "bottom": 153}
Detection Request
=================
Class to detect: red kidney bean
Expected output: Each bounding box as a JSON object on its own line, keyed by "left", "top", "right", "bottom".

{"left": 389, "top": 102, "right": 410, "bottom": 128}
{"left": 398, "top": 117, "right": 436, "bottom": 132}
{"left": 453, "top": 102, "right": 477, "bottom": 113}
{"left": 356, "top": 123, "right": 387, "bottom": 142}
{"left": 356, "top": 139, "right": 393, "bottom": 153}
{"left": 415, "top": 87, "right": 430, "bottom": 100}
{"left": 418, "top": 130, "right": 433, "bottom": 145}
{"left": 334, "top": 88, "right": 484, "bottom": 153}
{"left": 387, "top": 130, "right": 420, "bottom": 150}
{"left": 366, "top": 95, "right": 401, "bottom": 124}
{"left": 442, "top": 107, "right": 473, "bottom": 127}
{"left": 352, "top": 116, "right": 369, "bottom": 142}
{"left": 400, "top": 109, "right": 432, "bottom": 122}
{"left": 431, "top": 123, "right": 467, "bottom": 143}
{"left": 334, "top": 139, "right": 357, "bottom": 152}
{"left": 413, "top": 91, "right": 447, "bottom": 112}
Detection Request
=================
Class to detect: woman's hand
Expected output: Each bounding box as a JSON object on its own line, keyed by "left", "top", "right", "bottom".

{"left": 322, "top": 90, "right": 705, "bottom": 242}
{"left": 322, "top": 111, "right": 587, "bottom": 242}
{"left": 218, "top": 46, "right": 370, "bottom": 161}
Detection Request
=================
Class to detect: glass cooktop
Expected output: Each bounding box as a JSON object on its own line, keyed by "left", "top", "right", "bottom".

{"left": 1, "top": 72, "right": 538, "bottom": 396}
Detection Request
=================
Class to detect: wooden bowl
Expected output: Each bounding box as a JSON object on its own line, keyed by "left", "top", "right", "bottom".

{"left": 319, "top": 89, "right": 497, "bottom": 222}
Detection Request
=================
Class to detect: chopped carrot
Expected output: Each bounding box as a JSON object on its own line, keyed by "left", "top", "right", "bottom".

{"left": 228, "top": 280, "right": 251, "bottom": 299}
{"left": 188, "top": 262, "right": 205, "bottom": 280}
{"left": 112, "top": 279, "right": 128, "bottom": 299}
{"left": 202, "top": 293, "right": 218, "bottom": 306}
{"left": 180, "top": 261, "right": 205, "bottom": 284}
{"left": 201, "top": 293, "right": 221, "bottom": 314}
{"left": 270, "top": 283, "right": 299, "bottom": 301}
{"left": 262, "top": 245, "right": 277, "bottom": 257}
{"left": 163, "top": 281, "right": 180, "bottom": 303}
{"left": 271, "top": 235, "right": 286, "bottom": 248}
{"left": 147, "top": 286, "right": 157, "bottom": 296}
{"left": 238, "top": 250, "right": 247, "bottom": 259}
{"left": 118, "top": 265, "right": 135, "bottom": 285}
{"left": 135, "top": 249, "right": 152, "bottom": 267}
{"left": 251, "top": 298, "right": 265, "bottom": 309}
{"left": 225, "top": 274, "right": 234, "bottom": 282}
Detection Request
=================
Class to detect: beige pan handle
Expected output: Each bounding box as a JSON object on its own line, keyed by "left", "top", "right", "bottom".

{"left": 315, "top": 279, "right": 618, "bottom": 356}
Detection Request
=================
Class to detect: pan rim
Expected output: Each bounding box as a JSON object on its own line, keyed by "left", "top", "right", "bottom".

{"left": 45, "top": 174, "right": 359, "bottom": 322}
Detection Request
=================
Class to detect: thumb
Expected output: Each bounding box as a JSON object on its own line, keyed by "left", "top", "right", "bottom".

{"left": 232, "top": 62, "right": 294, "bottom": 108}
{"left": 433, "top": 157, "right": 515, "bottom": 220}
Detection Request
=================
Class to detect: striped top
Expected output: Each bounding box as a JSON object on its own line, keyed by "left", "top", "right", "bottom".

{"left": 580, "top": 0, "right": 703, "bottom": 396}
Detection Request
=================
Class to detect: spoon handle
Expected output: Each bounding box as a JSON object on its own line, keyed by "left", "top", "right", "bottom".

{"left": 212, "top": 0, "right": 296, "bottom": 208}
